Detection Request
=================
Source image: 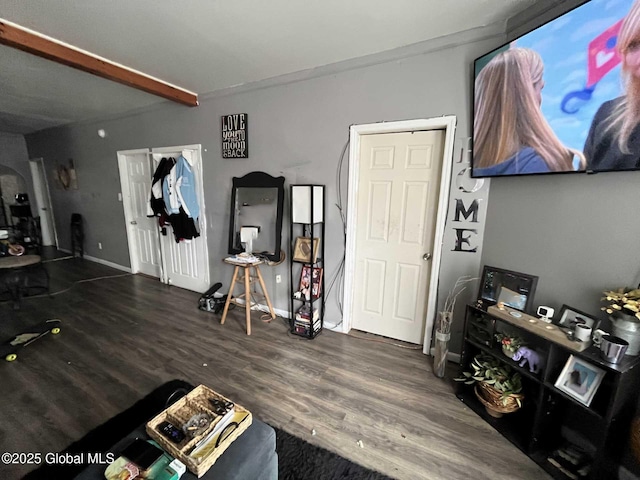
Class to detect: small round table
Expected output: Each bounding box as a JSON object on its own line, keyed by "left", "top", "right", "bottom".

{"left": 0, "top": 254, "right": 49, "bottom": 309}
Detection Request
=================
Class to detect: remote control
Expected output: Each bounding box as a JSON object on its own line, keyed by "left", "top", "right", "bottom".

{"left": 158, "top": 421, "right": 185, "bottom": 444}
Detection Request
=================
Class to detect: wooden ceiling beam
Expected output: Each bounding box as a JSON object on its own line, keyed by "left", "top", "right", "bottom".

{"left": 0, "top": 19, "right": 198, "bottom": 107}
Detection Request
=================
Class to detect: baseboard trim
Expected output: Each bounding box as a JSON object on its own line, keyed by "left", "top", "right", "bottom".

{"left": 429, "top": 348, "right": 461, "bottom": 364}
{"left": 232, "top": 300, "right": 345, "bottom": 332}
{"left": 58, "top": 249, "right": 132, "bottom": 273}
{"left": 231, "top": 298, "right": 290, "bottom": 319}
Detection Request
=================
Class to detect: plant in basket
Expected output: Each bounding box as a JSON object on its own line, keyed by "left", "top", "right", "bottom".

{"left": 455, "top": 353, "right": 524, "bottom": 418}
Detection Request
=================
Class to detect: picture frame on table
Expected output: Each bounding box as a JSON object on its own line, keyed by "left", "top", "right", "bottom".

{"left": 554, "top": 355, "right": 605, "bottom": 407}
{"left": 476, "top": 265, "right": 538, "bottom": 313}
{"left": 292, "top": 237, "right": 320, "bottom": 263}
{"left": 557, "top": 304, "right": 599, "bottom": 330}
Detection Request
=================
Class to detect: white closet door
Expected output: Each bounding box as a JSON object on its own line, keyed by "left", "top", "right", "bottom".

{"left": 151, "top": 145, "right": 210, "bottom": 293}
{"left": 118, "top": 149, "right": 162, "bottom": 278}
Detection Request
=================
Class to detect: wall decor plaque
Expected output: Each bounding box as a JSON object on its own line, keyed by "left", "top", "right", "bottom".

{"left": 221, "top": 113, "right": 248, "bottom": 158}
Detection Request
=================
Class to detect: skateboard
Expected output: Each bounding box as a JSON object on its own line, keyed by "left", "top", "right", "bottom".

{"left": 0, "top": 319, "right": 61, "bottom": 362}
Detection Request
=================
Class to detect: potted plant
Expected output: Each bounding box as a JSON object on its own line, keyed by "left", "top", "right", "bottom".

{"left": 495, "top": 332, "right": 525, "bottom": 359}
{"left": 433, "top": 275, "right": 478, "bottom": 378}
{"left": 601, "top": 287, "right": 640, "bottom": 356}
{"left": 455, "top": 353, "right": 524, "bottom": 418}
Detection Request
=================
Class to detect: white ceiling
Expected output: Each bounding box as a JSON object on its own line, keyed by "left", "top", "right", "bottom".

{"left": 0, "top": 0, "right": 534, "bottom": 135}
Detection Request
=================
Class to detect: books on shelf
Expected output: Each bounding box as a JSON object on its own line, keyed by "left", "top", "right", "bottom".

{"left": 298, "top": 266, "right": 323, "bottom": 300}
{"left": 295, "top": 305, "right": 319, "bottom": 322}
{"left": 547, "top": 443, "right": 591, "bottom": 479}
{"left": 294, "top": 304, "right": 320, "bottom": 335}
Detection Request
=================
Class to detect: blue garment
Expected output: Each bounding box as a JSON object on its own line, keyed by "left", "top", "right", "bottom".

{"left": 162, "top": 155, "right": 200, "bottom": 219}
{"left": 473, "top": 147, "right": 550, "bottom": 176}
{"left": 175, "top": 155, "right": 200, "bottom": 219}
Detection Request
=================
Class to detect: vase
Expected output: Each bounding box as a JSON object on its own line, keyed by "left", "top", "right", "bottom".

{"left": 610, "top": 314, "right": 640, "bottom": 356}
{"left": 502, "top": 346, "right": 515, "bottom": 359}
{"left": 433, "top": 330, "right": 450, "bottom": 378}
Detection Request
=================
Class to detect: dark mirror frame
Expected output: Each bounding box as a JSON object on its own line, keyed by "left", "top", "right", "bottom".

{"left": 228, "top": 171, "right": 285, "bottom": 262}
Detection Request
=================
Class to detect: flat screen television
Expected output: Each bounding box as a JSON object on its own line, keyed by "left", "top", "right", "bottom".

{"left": 472, "top": 0, "right": 640, "bottom": 178}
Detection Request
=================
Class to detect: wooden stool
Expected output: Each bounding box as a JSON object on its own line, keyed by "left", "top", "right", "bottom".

{"left": 220, "top": 258, "right": 275, "bottom": 335}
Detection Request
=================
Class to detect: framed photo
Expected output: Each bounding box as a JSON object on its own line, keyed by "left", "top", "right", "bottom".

{"left": 557, "top": 304, "right": 599, "bottom": 329}
{"left": 554, "top": 355, "right": 605, "bottom": 407}
{"left": 298, "top": 266, "right": 323, "bottom": 300}
{"left": 477, "top": 265, "right": 538, "bottom": 314}
{"left": 292, "top": 237, "right": 320, "bottom": 263}
{"left": 311, "top": 267, "right": 323, "bottom": 298}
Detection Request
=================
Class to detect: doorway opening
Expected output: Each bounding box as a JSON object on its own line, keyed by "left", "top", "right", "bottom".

{"left": 29, "top": 158, "right": 58, "bottom": 248}
{"left": 117, "top": 145, "right": 210, "bottom": 293}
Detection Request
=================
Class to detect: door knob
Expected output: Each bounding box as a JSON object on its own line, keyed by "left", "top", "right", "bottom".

{"left": 130, "top": 221, "right": 137, "bottom": 225}
{"left": 423, "top": 253, "right": 432, "bottom": 261}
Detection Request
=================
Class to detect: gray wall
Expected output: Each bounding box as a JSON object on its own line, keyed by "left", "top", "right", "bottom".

{"left": 481, "top": 173, "right": 640, "bottom": 320}
{"left": 25, "top": 25, "right": 506, "bottom": 333}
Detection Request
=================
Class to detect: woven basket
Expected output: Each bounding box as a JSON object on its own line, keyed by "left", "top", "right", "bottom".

{"left": 475, "top": 382, "right": 524, "bottom": 418}
{"left": 146, "top": 385, "right": 252, "bottom": 478}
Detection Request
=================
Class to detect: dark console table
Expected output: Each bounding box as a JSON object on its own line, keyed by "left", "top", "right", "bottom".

{"left": 457, "top": 304, "right": 640, "bottom": 479}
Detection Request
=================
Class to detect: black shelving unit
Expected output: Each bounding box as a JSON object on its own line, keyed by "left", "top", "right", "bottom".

{"left": 289, "top": 185, "right": 325, "bottom": 339}
{"left": 457, "top": 304, "right": 640, "bottom": 479}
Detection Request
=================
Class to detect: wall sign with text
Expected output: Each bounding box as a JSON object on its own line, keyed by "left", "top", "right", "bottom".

{"left": 221, "top": 113, "right": 248, "bottom": 158}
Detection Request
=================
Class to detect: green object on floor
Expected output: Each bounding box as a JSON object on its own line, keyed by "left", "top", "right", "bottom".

{"left": 0, "top": 319, "right": 61, "bottom": 362}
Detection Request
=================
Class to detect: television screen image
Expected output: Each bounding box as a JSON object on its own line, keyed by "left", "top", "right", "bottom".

{"left": 472, "top": 0, "right": 640, "bottom": 177}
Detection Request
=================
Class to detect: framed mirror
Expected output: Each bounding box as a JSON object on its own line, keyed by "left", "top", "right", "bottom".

{"left": 228, "top": 171, "right": 285, "bottom": 262}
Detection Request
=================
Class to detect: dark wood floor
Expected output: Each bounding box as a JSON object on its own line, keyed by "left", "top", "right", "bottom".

{"left": 0, "top": 250, "right": 549, "bottom": 479}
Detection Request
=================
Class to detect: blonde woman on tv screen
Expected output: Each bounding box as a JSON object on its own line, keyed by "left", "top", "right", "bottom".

{"left": 474, "top": 47, "right": 586, "bottom": 176}
{"left": 584, "top": 0, "right": 640, "bottom": 171}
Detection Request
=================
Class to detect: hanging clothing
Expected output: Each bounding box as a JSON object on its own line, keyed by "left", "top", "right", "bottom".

{"left": 149, "top": 154, "right": 201, "bottom": 243}
{"left": 162, "top": 155, "right": 199, "bottom": 219}
{"left": 162, "top": 159, "right": 180, "bottom": 215}
{"left": 169, "top": 207, "right": 200, "bottom": 243}
{"left": 148, "top": 157, "right": 175, "bottom": 217}
{"left": 174, "top": 156, "right": 200, "bottom": 219}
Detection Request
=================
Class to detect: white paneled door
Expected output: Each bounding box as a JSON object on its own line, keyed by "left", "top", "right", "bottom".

{"left": 118, "top": 145, "right": 209, "bottom": 293}
{"left": 118, "top": 150, "right": 162, "bottom": 278}
{"left": 151, "top": 146, "right": 210, "bottom": 293}
{"left": 351, "top": 131, "right": 445, "bottom": 344}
